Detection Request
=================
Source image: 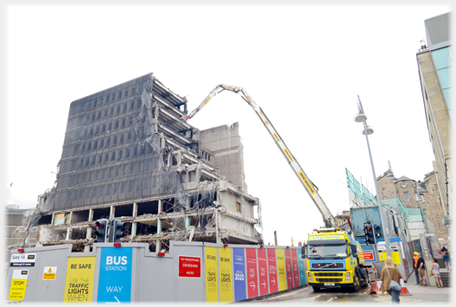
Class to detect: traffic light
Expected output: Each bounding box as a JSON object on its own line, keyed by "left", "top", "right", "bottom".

{"left": 109, "top": 219, "right": 125, "bottom": 243}
{"left": 364, "top": 222, "right": 375, "bottom": 245}
{"left": 94, "top": 219, "right": 108, "bottom": 243}
{"left": 374, "top": 224, "right": 383, "bottom": 239}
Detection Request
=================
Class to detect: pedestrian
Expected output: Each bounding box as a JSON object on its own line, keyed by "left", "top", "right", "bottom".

{"left": 380, "top": 256, "right": 403, "bottom": 303}
{"left": 431, "top": 258, "right": 444, "bottom": 288}
{"left": 417, "top": 253, "right": 427, "bottom": 286}
{"left": 441, "top": 245, "right": 448, "bottom": 253}
{"left": 443, "top": 250, "right": 451, "bottom": 272}
{"left": 412, "top": 251, "right": 420, "bottom": 285}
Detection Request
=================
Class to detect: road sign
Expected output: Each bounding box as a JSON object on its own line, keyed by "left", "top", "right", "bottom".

{"left": 97, "top": 247, "right": 132, "bottom": 303}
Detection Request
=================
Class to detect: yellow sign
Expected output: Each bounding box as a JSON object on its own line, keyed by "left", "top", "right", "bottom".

{"left": 273, "top": 133, "right": 280, "bottom": 142}
{"left": 205, "top": 247, "right": 218, "bottom": 302}
{"left": 283, "top": 148, "right": 294, "bottom": 162}
{"left": 64, "top": 257, "right": 95, "bottom": 303}
{"left": 379, "top": 251, "right": 401, "bottom": 265}
{"left": 298, "top": 171, "right": 315, "bottom": 195}
{"left": 9, "top": 270, "right": 29, "bottom": 301}
{"left": 218, "top": 248, "right": 233, "bottom": 303}
{"left": 43, "top": 266, "right": 57, "bottom": 280}
{"left": 276, "top": 249, "right": 287, "bottom": 291}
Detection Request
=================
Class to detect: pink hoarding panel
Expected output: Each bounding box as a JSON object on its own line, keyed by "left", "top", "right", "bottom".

{"left": 284, "top": 249, "right": 293, "bottom": 289}
{"left": 291, "top": 249, "right": 300, "bottom": 287}
{"left": 267, "top": 249, "right": 278, "bottom": 293}
{"left": 257, "top": 248, "right": 268, "bottom": 296}
{"left": 246, "top": 248, "right": 259, "bottom": 298}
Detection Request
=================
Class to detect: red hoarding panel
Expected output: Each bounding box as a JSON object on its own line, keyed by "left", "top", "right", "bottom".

{"left": 284, "top": 249, "right": 293, "bottom": 289}
{"left": 267, "top": 249, "right": 278, "bottom": 293}
{"left": 246, "top": 248, "right": 259, "bottom": 298}
{"left": 257, "top": 248, "right": 268, "bottom": 296}
{"left": 291, "top": 249, "right": 300, "bottom": 287}
{"left": 178, "top": 256, "right": 201, "bottom": 278}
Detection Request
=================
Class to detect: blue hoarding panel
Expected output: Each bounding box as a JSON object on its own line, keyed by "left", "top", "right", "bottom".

{"left": 297, "top": 249, "right": 306, "bottom": 285}
{"left": 97, "top": 247, "right": 133, "bottom": 303}
{"left": 233, "top": 248, "right": 246, "bottom": 302}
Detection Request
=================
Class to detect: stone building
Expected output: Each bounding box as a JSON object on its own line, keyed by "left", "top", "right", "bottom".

{"left": 9, "top": 73, "right": 263, "bottom": 253}
{"left": 416, "top": 12, "right": 452, "bottom": 231}
{"left": 377, "top": 170, "right": 449, "bottom": 247}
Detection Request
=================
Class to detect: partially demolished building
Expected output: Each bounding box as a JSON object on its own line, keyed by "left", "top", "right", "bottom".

{"left": 10, "top": 73, "right": 262, "bottom": 252}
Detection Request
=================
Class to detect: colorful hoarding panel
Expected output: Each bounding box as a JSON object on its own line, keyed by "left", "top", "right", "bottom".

{"left": 257, "top": 248, "right": 269, "bottom": 296}
{"left": 246, "top": 248, "right": 259, "bottom": 298}
{"left": 284, "top": 248, "right": 294, "bottom": 288}
{"left": 291, "top": 249, "right": 300, "bottom": 287}
{"left": 267, "top": 249, "right": 278, "bottom": 293}
{"left": 64, "top": 257, "right": 96, "bottom": 303}
{"left": 205, "top": 247, "right": 218, "bottom": 302}
{"left": 218, "top": 247, "right": 233, "bottom": 303}
{"left": 233, "top": 248, "right": 246, "bottom": 302}
{"left": 276, "top": 249, "right": 287, "bottom": 291}
{"left": 297, "top": 248, "right": 306, "bottom": 285}
{"left": 97, "top": 247, "right": 132, "bottom": 303}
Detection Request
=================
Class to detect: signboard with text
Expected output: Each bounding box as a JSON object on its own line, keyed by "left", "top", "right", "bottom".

{"left": 257, "top": 248, "right": 269, "bottom": 296}
{"left": 97, "top": 247, "right": 132, "bottom": 303}
{"left": 267, "top": 249, "right": 278, "bottom": 293}
{"left": 246, "top": 248, "right": 259, "bottom": 298}
{"left": 233, "top": 248, "right": 246, "bottom": 302}
{"left": 64, "top": 257, "right": 96, "bottom": 303}
{"left": 10, "top": 253, "right": 36, "bottom": 267}
{"left": 178, "top": 256, "right": 201, "bottom": 278}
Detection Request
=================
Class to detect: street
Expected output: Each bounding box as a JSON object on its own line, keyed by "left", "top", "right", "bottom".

{"left": 249, "top": 283, "right": 452, "bottom": 304}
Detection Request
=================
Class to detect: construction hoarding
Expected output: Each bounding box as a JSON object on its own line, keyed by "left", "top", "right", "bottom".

{"left": 6, "top": 242, "right": 307, "bottom": 303}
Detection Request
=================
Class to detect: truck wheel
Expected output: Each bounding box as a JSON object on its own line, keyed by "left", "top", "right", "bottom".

{"left": 352, "top": 276, "right": 361, "bottom": 292}
{"left": 312, "top": 286, "right": 321, "bottom": 292}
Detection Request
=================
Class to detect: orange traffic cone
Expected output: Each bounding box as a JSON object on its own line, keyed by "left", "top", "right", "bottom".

{"left": 369, "top": 281, "right": 377, "bottom": 294}
{"left": 400, "top": 279, "right": 410, "bottom": 296}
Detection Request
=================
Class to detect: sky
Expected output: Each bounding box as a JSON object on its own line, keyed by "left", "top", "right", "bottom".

{"left": 2, "top": 1, "right": 453, "bottom": 246}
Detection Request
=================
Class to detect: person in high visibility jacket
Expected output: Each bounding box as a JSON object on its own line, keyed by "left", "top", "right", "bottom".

{"left": 413, "top": 252, "right": 420, "bottom": 285}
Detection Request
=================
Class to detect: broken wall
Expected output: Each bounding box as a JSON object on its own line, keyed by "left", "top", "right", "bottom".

{"left": 200, "top": 123, "right": 247, "bottom": 192}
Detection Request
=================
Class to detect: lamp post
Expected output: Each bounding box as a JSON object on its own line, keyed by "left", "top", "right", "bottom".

{"left": 354, "top": 96, "right": 392, "bottom": 258}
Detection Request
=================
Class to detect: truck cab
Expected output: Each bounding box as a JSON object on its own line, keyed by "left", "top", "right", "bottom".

{"left": 301, "top": 227, "right": 369, "bottom": 292}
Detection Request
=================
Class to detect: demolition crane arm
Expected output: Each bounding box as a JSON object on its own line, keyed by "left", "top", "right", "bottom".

{"left": 182, "top": 84, "right": 336, "bottom": 228}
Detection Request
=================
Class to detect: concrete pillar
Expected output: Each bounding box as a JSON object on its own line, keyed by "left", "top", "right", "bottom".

{"left": 110, "top": 206, "right": 115, "bottom": 220}
{"left": 85, "top": 209, "right": 94, "bottom": 252}
{"left": 156, "top": 199, "right": 163, "bottom": 253}
{"left": 131, "top": 203, "right": 138, "bottom": 239}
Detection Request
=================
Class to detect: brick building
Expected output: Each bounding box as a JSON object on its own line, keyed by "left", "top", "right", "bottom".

{"left": 377, "top": 170, "right": 449, "bottom": 248}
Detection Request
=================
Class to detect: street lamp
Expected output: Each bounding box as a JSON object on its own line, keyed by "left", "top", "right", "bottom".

{"left": 354, "top": 96, "right": 392, "bottom": 258}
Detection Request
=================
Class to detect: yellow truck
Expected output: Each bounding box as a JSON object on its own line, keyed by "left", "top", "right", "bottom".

{"left": 302, "top": 227, "right": 369, "bottom": 292}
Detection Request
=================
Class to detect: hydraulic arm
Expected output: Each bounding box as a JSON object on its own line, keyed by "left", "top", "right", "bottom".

{"left": 182, "top": 84, "right": 336, "bottom": 228}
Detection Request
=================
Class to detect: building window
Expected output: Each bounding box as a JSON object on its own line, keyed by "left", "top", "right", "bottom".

{"left": 236, "top": 202, "right": 241, "bottom": 213}
{"left": 401, "top": 181, "right": 407, "bottom": 188}
{"left": 404, "top": 192, "right": 410, "bottom": 202}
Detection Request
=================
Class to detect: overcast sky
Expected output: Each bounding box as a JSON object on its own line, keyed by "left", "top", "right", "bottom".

{"left": 2, "top": 1, "right": 452, "bottom": 246}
